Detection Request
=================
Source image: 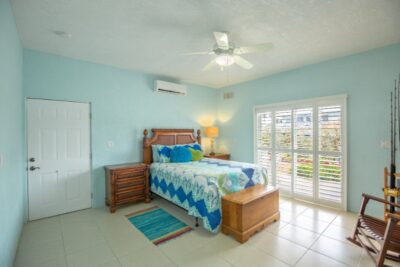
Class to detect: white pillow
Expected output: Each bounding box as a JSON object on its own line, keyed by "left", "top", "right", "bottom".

{"left": 152, "top": 145, "right": 160, "bottom": 162}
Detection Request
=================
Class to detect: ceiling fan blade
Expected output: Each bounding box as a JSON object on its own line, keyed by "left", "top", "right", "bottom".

{"left": 202, "top": 59, "right": 216, "bottom": 71}
{"left": 233, "top": 55, "right": 253, "bottom": 69}
{"left": 213, "top": 32, "right": 229, "bottom": 49}
{"left": 181, "top": 51, "right": 213, "bottom": 56}
{"left": 234, "top": 43, "right": 273, "bottom": 55}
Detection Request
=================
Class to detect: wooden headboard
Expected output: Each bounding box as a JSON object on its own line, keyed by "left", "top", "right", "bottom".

{"left": 143, "top": 128, "right": 201, "bottom": 164}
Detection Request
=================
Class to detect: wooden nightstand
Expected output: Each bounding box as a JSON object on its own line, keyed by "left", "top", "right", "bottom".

{"left": 104, "top": 162, "right": 150, "bottom": 213}
{"left": 204, "top": 153, "right": 230, "bottom": 160}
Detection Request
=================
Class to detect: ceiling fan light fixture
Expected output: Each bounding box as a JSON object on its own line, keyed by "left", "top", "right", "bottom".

{"left": 215, "top": 54, "right": 234, "bottom": 67}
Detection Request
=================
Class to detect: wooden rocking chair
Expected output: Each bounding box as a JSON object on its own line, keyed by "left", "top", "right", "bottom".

{"left": 347, "top": 193, "right": 400, "bottom": 267}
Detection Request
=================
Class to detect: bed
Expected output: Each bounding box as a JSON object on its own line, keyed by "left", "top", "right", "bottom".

{"left": 143, "top": 129, "right": 268, "bottom": 233}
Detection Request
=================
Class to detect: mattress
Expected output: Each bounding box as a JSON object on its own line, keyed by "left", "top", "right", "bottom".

{"left": 150, "top": 158, "right": 268, "bottom": 232}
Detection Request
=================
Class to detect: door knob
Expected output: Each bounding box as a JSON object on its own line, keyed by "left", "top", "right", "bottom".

{"left": 30, "top": 166, "right": 40, "bottom": 171}
{"left": 29, "top": 157, "right": 35, "bottom": 162}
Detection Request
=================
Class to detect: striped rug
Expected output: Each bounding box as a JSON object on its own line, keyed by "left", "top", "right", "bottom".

{"left": 125, "top": 206, "right": 193, "bottom": 245}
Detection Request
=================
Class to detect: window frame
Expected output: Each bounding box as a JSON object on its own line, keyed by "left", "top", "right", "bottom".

{"left": 253, "top": 94, "right": 347, "bottom": 210}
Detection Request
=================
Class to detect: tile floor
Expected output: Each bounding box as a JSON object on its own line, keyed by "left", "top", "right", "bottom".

{"left": 14, "top": 196, "right": 400, "bottom": 267}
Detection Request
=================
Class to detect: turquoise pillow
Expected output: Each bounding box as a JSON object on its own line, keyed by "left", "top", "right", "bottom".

{"left": 170, "top": 146, "right": 192, "bottom": 163}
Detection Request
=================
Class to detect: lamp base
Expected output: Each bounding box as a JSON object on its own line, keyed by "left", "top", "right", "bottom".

{"left": 209, "top": 138, "right": 216, "bottom": 156}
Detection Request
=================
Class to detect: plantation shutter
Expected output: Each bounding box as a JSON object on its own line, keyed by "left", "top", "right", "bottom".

{"left": 318, "top": 106, "right": 343, "bottom": 202}
{"left": 293, "top": 108, "right": 313, "bottom": 197}
{"left": 254, "top": 96, "right": 346, "bottom": 209}
{"left": 255, "top": 112, "right": 273, "bottom": 177}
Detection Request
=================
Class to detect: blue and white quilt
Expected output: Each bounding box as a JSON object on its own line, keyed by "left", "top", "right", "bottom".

{"left": 150, "top": 158, "right": 268, "bottom": 233}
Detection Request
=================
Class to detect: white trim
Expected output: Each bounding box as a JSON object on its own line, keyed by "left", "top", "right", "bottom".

{"left": 254, "top": 94, "right": 347, "bottom": 210}
{"left": 254, "top": 94, "right": 348, "bottom": 112}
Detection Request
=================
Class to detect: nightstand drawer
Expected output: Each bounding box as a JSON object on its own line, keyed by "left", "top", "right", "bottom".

{"left": 115, "top": 185, "right": 145, "bottom": 200}
{"left": 116, "top": 194, "right": 145, "bottom": 205}
{"left": 115, "top": 170, "right": 145, "bottom": 179}
{"left": 115, "top": 176, "right": 145, "bottom": 189}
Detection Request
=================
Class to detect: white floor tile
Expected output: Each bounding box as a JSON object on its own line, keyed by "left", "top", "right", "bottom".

{"left": 291, "top": 214, "right": 330, "bottom": 234}
{"left": 295, "top": 250, "right": 347, "bottom": 267}
{"left": 265, "top": 220, "right": 288, "bottom": 234}
{"left": 118, "top": 244, "right": 173, "bottom": 267}
{"left": 279, "top": 201, "right": 308, "bottom": 215}
{"left": 23, "top": 215, "right": 62, "bottom": 234}
{"left": 63, "top": 223, "right": 107, "bottom": 254}
{"left": 14, "top": 239, "right": 65, "bottom": 267}
{"left": 279, "top": 210, "right": 299, "bottom": 223}
{"left": 107, "top": 233, "right": 151, "bottom": 258}
{"left": 174, "top": 245, "right": 232, "bottom": 267}
{"left": 220, "top": 243, "right": 289, "bottom": 267}
{"left": 331, "top": 212, "right": 358, "bottom": 230}
{"left": 19, "top": 226, "right": 63, "bottom": 248}
{"left": 250, "top": 232, "right": 307, "bottom": 265}
{"left": 311, "top": 235, "right": 362, "bottom": 266}
{"left": 159, "top": 231, "right": 209, "bottom": 261}
{"left": 301, "top": 207, "right": 338, "bottom": 223}
{"left": 322, "top": 223, "right": 353, "bottom": 243}
{"left": 276, "top": 224, "right": 320, "bottom": 248}
{"left": 66, "top": 242, "right": 120, "bottom": 267}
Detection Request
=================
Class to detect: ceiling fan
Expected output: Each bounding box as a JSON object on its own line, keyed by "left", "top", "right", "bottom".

{"left": 183, "top": 32, "right": 273, "bottom": 71}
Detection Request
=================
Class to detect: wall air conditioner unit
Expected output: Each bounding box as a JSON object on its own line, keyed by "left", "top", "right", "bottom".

{"left": 154, "top": 80, "right": 187, "bottom": 96}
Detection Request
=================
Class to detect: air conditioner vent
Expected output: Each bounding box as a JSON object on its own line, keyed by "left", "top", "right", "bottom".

{"left": 154, "top": 80, "right": 187, "bottom": 96}
{"left": 223, "top": 92, "right": 234, "bottom": 100}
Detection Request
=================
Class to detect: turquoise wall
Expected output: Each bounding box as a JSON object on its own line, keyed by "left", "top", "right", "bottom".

{"left": 217, "top": 43, "right": 400, "bottom": 213}
{"left": 0, "top": 0, "right": 25, "bottom": 266}
{"left": 23, "top": 49, "right": 218, "bottom": 207}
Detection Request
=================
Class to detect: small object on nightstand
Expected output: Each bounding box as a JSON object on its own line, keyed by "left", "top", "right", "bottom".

{"left": 204, "top": 153, "right": 230, "bottom": 160}
{"left": 205, "top": 126, "right": 219, "bottom": 155}
{"left": 104, "top": 162, "right": 150, "bottom": 213}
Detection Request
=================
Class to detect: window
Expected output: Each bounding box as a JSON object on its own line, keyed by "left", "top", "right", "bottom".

{"left": 254, "top": 95, "right": 346, "bottom": 209}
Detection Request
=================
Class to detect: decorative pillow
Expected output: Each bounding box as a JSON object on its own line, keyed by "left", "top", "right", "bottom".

{"left": 183, "top": 143, "right": 203, "bottom": 151}
{"left": 189, "top": 147, "right": 203, "bottom": 161}
{"left": 152, "top": 145, "right": 160, "bottom": 162}
{"left": 170, "top": 146, "right": 192, "bottom": 163}
{"left": 158, "top": 145, "right": 174, "bottom": 163}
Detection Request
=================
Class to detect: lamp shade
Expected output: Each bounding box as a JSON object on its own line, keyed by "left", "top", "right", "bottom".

{"left": 205, "top": 126, "right": 219, "bottom": 138}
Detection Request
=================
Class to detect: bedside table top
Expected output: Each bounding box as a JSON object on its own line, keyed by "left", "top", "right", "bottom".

{"left": 104, "top": 162, "right": 147, "bottom": 171}
{"left": 204, "top": 153, "right": 230, "bottom": 157}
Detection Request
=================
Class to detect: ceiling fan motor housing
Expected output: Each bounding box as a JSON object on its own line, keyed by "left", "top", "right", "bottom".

{"left": 213, "top": 43, "right": 235, "bottom": 55}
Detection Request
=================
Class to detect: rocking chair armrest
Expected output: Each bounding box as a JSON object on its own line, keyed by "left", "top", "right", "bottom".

{"left": 362, "top": 193, "right": 400, "bottom": 209}
{"left": 387, "top": 212, "right": 400, "bottom": 222}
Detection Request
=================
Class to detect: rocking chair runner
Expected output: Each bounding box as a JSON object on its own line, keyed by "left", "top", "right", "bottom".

{"left": 347, "top": 193, "right": 400, "bottom": 267}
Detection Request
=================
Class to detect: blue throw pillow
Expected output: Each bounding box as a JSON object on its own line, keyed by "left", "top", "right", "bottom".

{"left": 183, "top": 143, "right": 202, "bottom": 151}
{"left": 158, "top": 145, "right": 173, "bottom": 163}
{"left": 170, "top": 146, "right": 192, "bottom": 163}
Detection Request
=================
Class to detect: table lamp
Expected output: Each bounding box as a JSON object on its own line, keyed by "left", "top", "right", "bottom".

{"left": 205, "top": 126, "right": 219, "bottom": 155}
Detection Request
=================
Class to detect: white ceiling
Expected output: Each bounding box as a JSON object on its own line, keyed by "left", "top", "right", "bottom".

{"left": 12, "top": 0, "right": 400, "bottom": 88}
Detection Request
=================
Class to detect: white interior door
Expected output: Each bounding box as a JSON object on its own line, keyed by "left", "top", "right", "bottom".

{"left": 27, "top": 99, "right": 91, "bottom": 220}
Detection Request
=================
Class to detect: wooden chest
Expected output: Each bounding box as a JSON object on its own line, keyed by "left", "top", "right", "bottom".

{"left": 221, "top": 185, "right": 280, "bottom": 243}
{"left": 104, "top": 163, "right": 150, "bottom": 213}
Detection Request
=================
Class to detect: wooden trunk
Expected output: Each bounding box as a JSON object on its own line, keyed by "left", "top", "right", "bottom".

{"left": 221, "top": 185, "right": 280, "bottom": 243}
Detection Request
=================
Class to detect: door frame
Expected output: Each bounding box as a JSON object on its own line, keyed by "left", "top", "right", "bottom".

{"left": 25, "top": 97, "right": 93, "bottom": 220}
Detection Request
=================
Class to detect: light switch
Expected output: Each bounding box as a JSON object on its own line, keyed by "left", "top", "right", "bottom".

{"left": 381, "top": 140, "right": 390, "bottom": 149}
{"left": 107, "top": 141, "right": 114, "bottom": 148}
